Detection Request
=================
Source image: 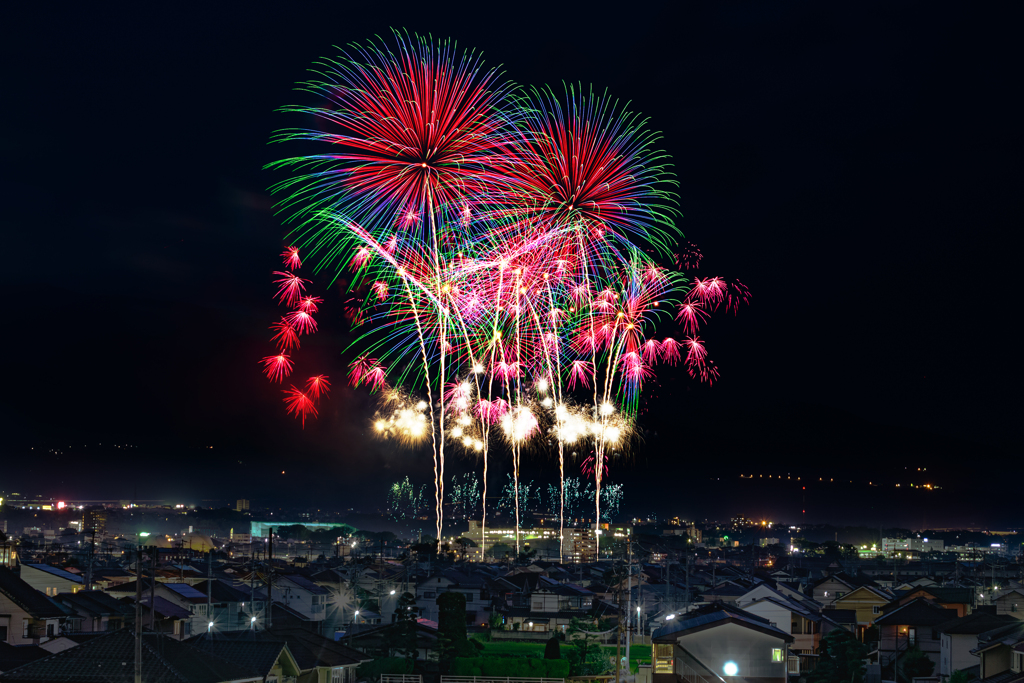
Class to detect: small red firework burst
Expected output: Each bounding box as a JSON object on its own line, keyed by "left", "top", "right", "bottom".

{"left": 306, "top": 374, "right": 331, "bottom": 401}
{"left": 296, "top": 296, "right": 322, "bottom": 314}
{"left": 282, "top": 246, "right": 302, "bottom": 270}
{"left": 272, "top": 271, "right": 310, "bottom": 306}
{"left": 283, "top": 386, "right": 318, "bottom": 427}
{"left": 284, "top": 310, "right": 318, "bottom": 335}
{"left": 261, "top": 353, "right": 294, "bottom": 383}
{"left": 270, "top": 320, "right": 300, "bottom": 351}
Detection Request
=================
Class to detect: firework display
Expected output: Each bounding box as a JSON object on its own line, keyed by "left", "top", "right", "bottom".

{"left": 260, "top": 30, "right": 748, "bottom": 559}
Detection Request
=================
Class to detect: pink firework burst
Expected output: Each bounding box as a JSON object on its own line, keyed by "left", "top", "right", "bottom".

{"left": 726, "top": 280, "right": 751, "bottom": 314}
{"left": 659, "top": 338, "right": 682, "bottom": 365}
{"left": 568, "top": 360, "right": 593, "bottom": 390}
{"left": 283, "top": 386, "right": 318, "bottom": 427}
{"left": 284, "top": 310, "right": 318, "bottom": 335}
{"left": 306, "top": 375, "right": 331, "bottom": 401}
{"left": 493, "top": 360, "right": 522, "bottom": 384}
{"left": 676, "top": 302, "right": 709, "bottom": 335}
{"left": 348, "top": 356, "right": 388, "bottom": 391}
{"left": 675, "top": 241, "right": 703, "bottom": 271}
{"left": 581, "top": 454, "right": 609, "bottom": 478}
{"left": 371, "top": 281, "right": 389, "bottom": 302}
{"left": 350, "top": 247, "right": 370, "bottom": 269}
{"left": 273, "top": 271, "right": 310, "bottom": 306}
{"left": 640, "top": 339, "right": 661, "bottom": 364}
{"left": 443, "top": 381, "right": 474, "bottom": 413}
{"left": 689, "top": 358, "right": 720, "bottom": 385}
{"left": 691, "top": 277, "right": 727, "bottom": 307}
{"left": 476, "top": 398, "right": 510, "bottom": 424}
{"left": 261, "top": 353, "right": 294, "bottom": 383}
{"left": 270, "top": 321, "right": 300, "bottom": 351}
{"left": 683, "top": 336, "right": 707, "bottom": 366}
{"left": 282, "top": 246, "right": 302, "bottom": 270}
{"left": 296, "top": 296, "right": 322, "bottom": 314}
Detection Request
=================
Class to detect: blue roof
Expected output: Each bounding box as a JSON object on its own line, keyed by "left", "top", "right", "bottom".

{"left": 165, "top": 583, "right": 208, "bottom": 599}
{"left": 24, "top": 564, "right": 84, "bottom": 584}
{"left": 282, "top": 575, "right": 330, "bottom": 595}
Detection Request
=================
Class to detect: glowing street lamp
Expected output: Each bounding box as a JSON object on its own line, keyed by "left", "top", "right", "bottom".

{"left": 723, "top": 662, "right": 739, "bottom": 677}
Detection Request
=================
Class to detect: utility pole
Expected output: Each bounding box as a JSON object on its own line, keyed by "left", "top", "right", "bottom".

{"left": 267, "top": 528, "right": 274, "bottom": 630}
{"left": 86, "top": 528, "right": 96, "bottom": 590}
{"left": 134, "top": 546, "right": 143, "bottom": 683}
{"left": 149, "top": 551, "right": 157, "bottom": 630}
{"left": 625, "top": 541, "right": 632, "bottom": 672}
{"left": 615, "top": 573, "right": 623, "bottom": 683}
{"left": 206, "top": 548, "right": 213, "bottom": 635}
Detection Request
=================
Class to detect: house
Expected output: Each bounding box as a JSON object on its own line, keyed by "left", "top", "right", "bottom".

{"left": 736, "top": 584, "right": 825, "bottom": 655}
{"left": 812, "top": 572, "right": 873, "bottom": 606}
{"left": 135, "top": 596, "right": 194, "bottom": 639}
{"left": 343, "top": 619, "right": 440, "bottom": 661}
{"left": 193, "top": 579, "right": 263, "bottom": 632}
{"left": 652, "top": 606, "right": 795, "bottom": 683}
{"left": 265, "top": 574, "right": 330, "bottom": 632}
{"left": 890, "top": 587, "right": 975, "bottom": 618}
{"left": 0, "top": 567, "right": 65, "bottom": 646}
{"left": 196, "top": 628, "right": 372, "bottom": 683}
{"left": 0, "top": 629, "right": 260, "bottom": 682}
{"left": 874, "top": 597, "right": 958, "bottom": 672}
{"left": 994, "top": 589, "right": 1024, "bottom": 620}
{"left": 52, "top": 590, "right": 133, "bottom": 633}
{"left": 18, "top": 565, "right": 83, "bottom": 597}
{"left": 504, "top": 583, "right": 596, "bottom": 633}
{"left": 185, "top": 636, "right": 303, "bottom": 682}
{"left": 937, "top": 610, "right": 1019, "bottom": 680}
{"left": 833, "top": 585, "right": 894, "bottom": 638}
{"left": 415, "top": 570, "right": 493, "bottom": 626}
{"left": 970, "top": 619, "right": 1024, "bottom": 681}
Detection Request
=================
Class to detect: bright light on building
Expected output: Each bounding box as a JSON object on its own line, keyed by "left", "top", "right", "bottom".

{"left": 723, "top": 662, "right": 739, "bottom": 677}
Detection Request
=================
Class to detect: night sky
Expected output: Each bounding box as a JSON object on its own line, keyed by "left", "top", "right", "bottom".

{"left": 2, "top": 2, "right": 1020, "bottom": 526}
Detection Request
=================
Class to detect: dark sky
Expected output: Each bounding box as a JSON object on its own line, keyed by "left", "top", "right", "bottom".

{"left": 2, "top": 2, "right": 1020, "bottom": 526}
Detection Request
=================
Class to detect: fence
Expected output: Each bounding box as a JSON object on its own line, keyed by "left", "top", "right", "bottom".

{"left": 441, "top": 677, "right": 565, "bottom": 683}
{"left": 381, "top": 675, "right": 422, "bottom": 683}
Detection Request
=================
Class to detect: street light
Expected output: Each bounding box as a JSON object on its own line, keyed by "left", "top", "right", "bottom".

{"left": 208, "top": 621, "right": 214, "bottom": 632}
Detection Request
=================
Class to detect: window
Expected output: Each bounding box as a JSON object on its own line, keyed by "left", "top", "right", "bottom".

{"left": 331, "top": 667, "right": 345, "bottom": 683}
{"left": 772, "top": 649, "right": 783, "bottom": 662}
{"left": 872, "top": 605, "right": 880, "bottom": 615}
{"left": 46, "top": 624, "right": 55, "bottom": 637}
{"left": 908, "top": 628, "right": 916, "bottom": 645}
{"left": 654, "top": 644, "right": 673, "bottom": 674}
{"left": 0, "top": 625, "right": 7, "bottom": 642}
{"left": 1013, "top": 603, "right": 1018, "bottom": 613}
{"left": 23, "top": 619, "right": 29, "bottom": 639}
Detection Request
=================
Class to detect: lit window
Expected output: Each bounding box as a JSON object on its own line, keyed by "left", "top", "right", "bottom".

{"left": 772, "top": 649, "right": 783, "bottom": 662}
{"left": 654, "top": 644, "right": 673, "bottom": 674}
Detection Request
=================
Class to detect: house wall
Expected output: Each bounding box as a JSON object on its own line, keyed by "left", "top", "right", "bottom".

{"left": 19, "top": 566, "right": 82, "bottom": 597}
{"left": 834, "top": 588, "right": 887, "bottom": 625}
{"left": 812, "top": 578, "right": 852, "bottom": 605}
{"left": 675, "top": 622, "right": 789, "bottom": 681}
{"left": 0, "top": 595, "right": 60, "bottom": 646}
{"left": 742, "top": 602, "right": 790, "bottom": 634}
{"left": 995, "top": 592, "right": 1023, "bottom": 619}
{"left": 940, "top": 633, "right": 978, "bottom": 678}
{"left": 879, "top": 624, "right": 941, "bottom": 666}
{"left": 980, "top": 647, "right": 1011, "bottom": 680}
